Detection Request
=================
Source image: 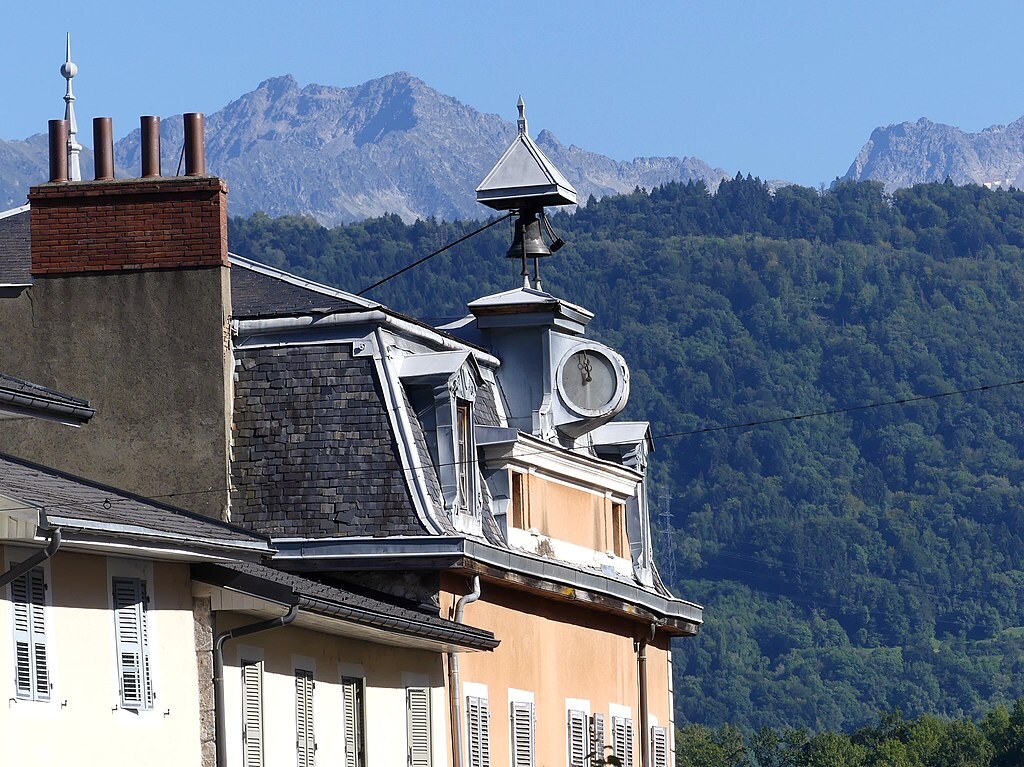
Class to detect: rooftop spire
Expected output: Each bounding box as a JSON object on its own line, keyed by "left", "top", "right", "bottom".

{"left": 61, "top": 33, "right": 81, "bottom": 181}
{"left": 517, "top": 95, "right": 527, "bottom": 135}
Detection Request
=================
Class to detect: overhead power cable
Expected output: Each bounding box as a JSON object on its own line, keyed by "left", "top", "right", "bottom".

{"left": 657, "top": 378, "right": 1024, "bottom": 440}
{"left": 5, "top": 376, "right": 1024, "bottom": 518}
{"left": 356, "top": 213, "right": 512, "bottom": 296}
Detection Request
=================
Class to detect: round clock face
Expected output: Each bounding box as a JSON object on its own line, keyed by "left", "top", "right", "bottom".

{"left": 558, "top": 346, "right": 622, "bottom": 416}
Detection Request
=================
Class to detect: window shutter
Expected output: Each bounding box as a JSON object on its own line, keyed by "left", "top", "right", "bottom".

{"left": 590, "top": 713, "right": 605, "bottom": 765}
{"left": 341, "top": 676, "right": 365, "bottom": 767}
{"left": 612, "top": 717, "right": 634, "bottom": 767}
{"left": 295, "top": 670, "right": 316, "bottom": 767}
{"left": 510, "top": 701, "right": 535, "bottom": 767}
{"left": 406, "top": 686, "right": 432, "bottom": 767}
{"left": 241, "top": 660, "right": 263, "bottom": 767}
{"left": 466, "top": 695, "right": 491, "bottom": 767}
{"left": 650, "top": 726, "right": 668, "bottom": 767}
{"left": 567, "top": 709, "right": 587, "bottom": 767}
{"left": 11, "top": 566, "right": 48, "bottom": 700}
{"left": 113, "top": 577, "right": 152, "bottom": 709}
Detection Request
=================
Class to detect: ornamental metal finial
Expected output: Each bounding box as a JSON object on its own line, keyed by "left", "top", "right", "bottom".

{"left": 61, "top": 33, "right": 82, "bottom": 181}
{"left": 516, "top": 95, "right": 527, "bottom": 136}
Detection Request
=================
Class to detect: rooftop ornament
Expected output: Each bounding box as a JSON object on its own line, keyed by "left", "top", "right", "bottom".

{"left": 61, "top": 33, "right": 82, "bottom": 182}
{"left": 476, "top": 97, "right": 577, "bottom": 290}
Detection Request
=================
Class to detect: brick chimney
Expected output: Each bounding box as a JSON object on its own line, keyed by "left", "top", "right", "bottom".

{"left": 0, "top": 114, "right": 235, "bottom": 521}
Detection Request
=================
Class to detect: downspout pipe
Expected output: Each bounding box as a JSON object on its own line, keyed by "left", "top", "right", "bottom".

{"left": 637, "top": 623, "right": 656, "bottom": 767}
{"left": 214, "top": 602, "right": 299, "bottom": 767}
{"left": 0, "top": 526, "right": 61, "bottom": 589}
{"left": 448, "top": 576, "right": 481, "bottom": 767}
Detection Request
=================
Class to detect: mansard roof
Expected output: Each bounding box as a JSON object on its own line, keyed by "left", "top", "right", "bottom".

{"left": 0, "top": 207, "right": 30, "bottom": 285}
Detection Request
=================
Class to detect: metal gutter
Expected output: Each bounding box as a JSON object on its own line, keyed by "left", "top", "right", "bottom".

{"left": 44, "top": 516, "right": 272, "bottom": 557}
{"left": 271, "top": 536, "right": 703, "bottom": 628}
{"left": 233, "top": 311, "right": 501, "bottom": 369}
{"left": 0, "top": 526, "right": 61, "bottom": 589}
{"left": 0, "top": 388, "right": 95, "bottom": 426}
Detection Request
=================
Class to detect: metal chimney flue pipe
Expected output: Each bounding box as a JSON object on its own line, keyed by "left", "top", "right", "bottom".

{"left": 183, "top": 112, "right": 206, "bottom": 176}
{"left": 93, "top": 118, "right": 114, "bottom": 181}
{"left": 140, "top": 116, "right": 161, "bottom": 178}
{"left": 47, "top": 120, "right": 69, "bottom": 183}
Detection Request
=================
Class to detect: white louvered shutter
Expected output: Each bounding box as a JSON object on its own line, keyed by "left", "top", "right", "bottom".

{"left": 113, "top": 577, "right": 153, "bottom": 709}
{"left": 567, "top": 709, "right": 587, "bottom": 767}
{"left": 295, "top": 670, "right": 316, "bottom": 767}
{"left": 241, "top": 660, "right": 263, "bottom": 767}
{"left": 650, "top": 726, "right": 668, "bottom": 767}
{"left": 590, "top": 713, "right": 605, "bottom": 765}
{"left": 11, "top": 566, "right": 48, "bottom": 700}
{"left": 341, "top": 676, "right": 364, "bottom": 767}
{"left": 510, "top": 701, "right": 535, "bottom": 767}
{"left": 612, "top": 717, "right": 634, "bottom": 767}
{"left": 466, "top": 695, "right": 491, "bottom": 767}
{"left": 407, "top": 687, "right": 432, "bottom": 767}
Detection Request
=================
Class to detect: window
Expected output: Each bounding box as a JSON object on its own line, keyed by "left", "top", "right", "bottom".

{"left": 11, "top": 565, "right": 49, "bottom": 701}
{"left": 341, "top": 676, "right": 366, "bottom": 767}
{"left": 567, "top": 709, "right": 587, "bottom": 767}
{"left": 466, "top": 694, "right": 491, "bottom": 767}
{"left": 590, "top": 713, "right": 605, "bottom": 765}
{"left": 511, "top": 472, "right": 527, "bottom": 530}
{"left": 611, "top": 503, "right": 626, "bottom": 558}
{"left": 612, "top": 716, "right": 634, "bottom": 767}
{"left": 456, "top": 400, "right": 473, "bottom": 512}
{"left": 241, "top": 660, "right": 264, "bottom": 767}
{"left": 650, "top": 726, "right": 669, "bottom": 767}
{"left": 112, "top": 577, "right": 153, "bottom": 709}
{"left": 407, "top": 686, "right": 432, "bottom": 767}
{"left": 295, "top": 669, "right": 316, "bottom": 767}
{"left": 510, "top": 700, "right": 535, "bottom": 767}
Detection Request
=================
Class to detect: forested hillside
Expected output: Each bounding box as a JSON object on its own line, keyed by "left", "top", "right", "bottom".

{"left": 229, "top": 177, "right": 1024, "bottom": 733}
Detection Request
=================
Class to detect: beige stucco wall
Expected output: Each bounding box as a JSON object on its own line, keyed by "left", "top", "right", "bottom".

{"left": 216, "top": 613, "right": 449, "bottom": 767}
{"left": 0, "top": 547, "right": 203, "bottom": 765}
{"left": 442, "top": 577, "right": 673, "bottom": 767}
{"left": 0, "top": 267, "right": 234, "bottom": 520}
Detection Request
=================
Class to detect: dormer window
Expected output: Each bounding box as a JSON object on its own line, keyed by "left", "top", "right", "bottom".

{"left": 400, "top": 352, "right": 484, "bottom": 533}
{"left": 456, "top": 400, "right": 472, "bottom": 512}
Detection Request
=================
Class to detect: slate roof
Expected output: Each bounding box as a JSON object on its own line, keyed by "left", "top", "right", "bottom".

{"left": 229, "top": 256, "right": 374, "bottom": 318}
{"left": 0, "top": 208, "right": 31, "bottom": 284}
{"left": 0, "top": 373, "right": 95, "bottom": 425}
{"left": 231, "top": 344, "right": 430, "bottom": 538}
{"left": 192, "top": 560, "right": 498, "bottom": 651}
{"left": 0, "top": 452, "right": 269, "bottom": 551}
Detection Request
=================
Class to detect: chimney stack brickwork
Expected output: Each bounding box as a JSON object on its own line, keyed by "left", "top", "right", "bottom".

{"left": 29, "top": 177, "right": 229, "bottom": 275}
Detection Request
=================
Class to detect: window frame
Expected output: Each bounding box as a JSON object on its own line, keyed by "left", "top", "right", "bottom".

{"left": 10, "top": 563, "right": 50, "bottom": 702}
{"left": 112, "top": 575, "right": 154, "bottom": 710}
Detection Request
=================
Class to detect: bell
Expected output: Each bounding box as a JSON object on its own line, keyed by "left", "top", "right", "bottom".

{"left": 506, "top": 210, "right": 552, "bottom": 259}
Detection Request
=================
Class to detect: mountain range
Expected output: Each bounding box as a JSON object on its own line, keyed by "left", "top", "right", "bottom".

{"left": 844, "top": 116, "right": 1024, "bottom": 191}
{"left": 0, "top": 73, "right": 729, "bottom": 224}
{"left": 4, "top": 72, "right": 1024, "bottom": 222}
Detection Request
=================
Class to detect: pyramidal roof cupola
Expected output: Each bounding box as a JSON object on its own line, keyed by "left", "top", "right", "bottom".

{"left": 476, "top": 98, "right": 577, "bottom": 290}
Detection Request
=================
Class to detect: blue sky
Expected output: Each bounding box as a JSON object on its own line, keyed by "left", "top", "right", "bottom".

{"left": 3, "top": 1, "right": 1023, "bottom": 188}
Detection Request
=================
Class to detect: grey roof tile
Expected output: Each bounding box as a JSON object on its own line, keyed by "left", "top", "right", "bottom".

{"left": 0, "top": 452, "right": 268, "bottom": 547}
{"left": 193, "top": 560, "right": 498, "bottom": 650}
{"left": 231, "top": 344, "right": 430, "bottom": 538}
{"left": 0, "top": 209, "right": 31, "bottom": 285}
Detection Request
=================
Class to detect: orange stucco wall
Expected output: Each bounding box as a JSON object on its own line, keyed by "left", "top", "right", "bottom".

{"left": 442, "top": 576, "right": 672, "bottom": 767}
{"left": 514, "top": 472, "right": 628, "bottom": 558}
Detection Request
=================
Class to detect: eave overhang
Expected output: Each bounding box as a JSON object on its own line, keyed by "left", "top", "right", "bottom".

{"left": 192, "top": 562, "right": 499, "bottom": 653}
{"left": 270, "top": 536, "right": 702, "bottom": 636}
